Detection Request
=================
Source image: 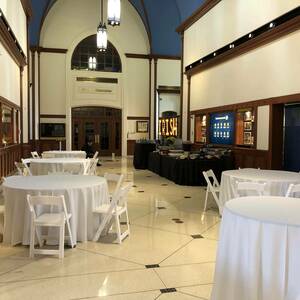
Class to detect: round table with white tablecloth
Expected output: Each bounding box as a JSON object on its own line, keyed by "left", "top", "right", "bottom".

{"left": 212, "top": 196, "right": 300, "bottom": 300}
{"left": 24, "top": 158, "right": 89, "bottom": 175}
{"left": 3, "top": 175, "right": 109, "bottom": 245}
{"left": 42, "top": 150, "right": 86, "bottom": 159}
{"left": 219, "top": 168, "right": 300, "bottom": 213}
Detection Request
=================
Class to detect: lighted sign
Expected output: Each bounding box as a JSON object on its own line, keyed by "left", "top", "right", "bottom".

{"left": 209, "top": 112, "right": 235, "bottom": 145}
{"left": 159, "top": 117, "right": 178, "bottom": 137}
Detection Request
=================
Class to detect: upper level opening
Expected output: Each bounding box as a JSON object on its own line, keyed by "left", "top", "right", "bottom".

{"left": 71, "top": 35, "right": 122, "bottom": 73}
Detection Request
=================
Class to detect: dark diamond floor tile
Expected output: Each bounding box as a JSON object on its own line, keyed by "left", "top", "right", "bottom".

{"left": 175, "top": 220, "right": 184, "bottom": 224}
{"left": 157, "top": 207, "right": 166, "bottom": 210}
{"left": 160, "top": 288, "right": 177, "bottom": 293}
{"left": 191, "top": 234, "right": 204, "bottom": 239}
{"left": 145, "top": 264, "right": 160, "bottom": 269}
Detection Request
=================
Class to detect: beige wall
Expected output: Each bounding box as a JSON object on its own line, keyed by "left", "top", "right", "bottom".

{"left": 184, "top": 0, "right": 299, "bottom": 67}
{"left": 183, "top": 0, "right": 300, "bottom": 148}
{"left": 0, "top": 0, "right": 27, "bottom": 52}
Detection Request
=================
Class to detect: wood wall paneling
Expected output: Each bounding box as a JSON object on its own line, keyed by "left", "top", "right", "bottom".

{"left": 127, "top": 140, "right": 136, "bottom": 156}
{"left": 0, "top": 144, "right": 22, "bottom": 178}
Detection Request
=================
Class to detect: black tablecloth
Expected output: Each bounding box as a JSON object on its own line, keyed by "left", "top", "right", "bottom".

{"left": 148, "top": 152, "right": 234, "bottom": 186}
{"left": 133, "top": 143, "right": 156, "bottom": 169}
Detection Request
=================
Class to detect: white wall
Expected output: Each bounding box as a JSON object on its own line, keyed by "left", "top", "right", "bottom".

{"left": 184, "top": 0, "right": 299, "bottom": 67}
{"left": 159, "top": 93, "right": 180, "bottom": 117}
{"left": 257, "top": 105, "right": 270, "bottom": 151}
{"left": 40, "top": 53, "right": 66, "bottom": 115}
{"left": 157, "top": 59, "right": 181, "bottom": 86}
{"left": 183, "top": 0, "right": 300, "bottom": 149}
{"left": 0, "top": 0, "right": 27, "bottom": 52}
{"left": 0, "top": 42, "right": 20, "bottom": 105}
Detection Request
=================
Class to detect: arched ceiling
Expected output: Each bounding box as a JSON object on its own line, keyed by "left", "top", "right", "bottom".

{"left": 29, "top": 0, "right": 204, "bottom": 56}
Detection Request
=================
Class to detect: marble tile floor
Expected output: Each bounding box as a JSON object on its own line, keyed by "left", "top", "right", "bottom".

{"left": 0, "top": 157, "right": 220, "bottom": 300}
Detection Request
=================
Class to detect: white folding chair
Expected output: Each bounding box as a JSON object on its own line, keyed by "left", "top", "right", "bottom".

{"left": 87, "top": 158, "right": 98, "bottom": 175}
{"left": 93, "top": 151, "right": 99, "bottom": 160}
{"left": 285, "top": 184, "right": 300, "bottom": 197}
{"left": 21, "top": 159, "right": 32, "bottom": 176}
{"left": 0, "top": 178, "right": 5, "bottom": 236}
{"left": 104, "top": 173, "right": 124, "bottom": 200}
{"left": 202, "top": 169, "right": 220, "bottom": 212}
{"left": 15, "top": 162, "right": 25, "bottom": 176}
{"left": 93, "top": 183, "right": 132, "bottom": 243}
{"left": 233, "top": 180, "right": 266, "bottom": 198}
{"left": 83, "top": 159, "right": 91, "bottom": 175}
{"left": 26, "top": 194, "right": 75, "bottom": 259}
{"left": 31, "top": 151, "right": 40, "bottom": 159}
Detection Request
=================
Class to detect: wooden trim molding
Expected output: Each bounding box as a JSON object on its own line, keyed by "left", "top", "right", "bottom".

{"left": 185, "top": 8, "right": 300, "bottom": 77}
{"left": 0, "top": 96, "right": 21, "bottom": 110}
{"left": 20, "top": 0, "right": 33, "bottom": 19}
{"left": 0, "top": 9, "right": 27, "bottom": 67}
{"left": 153, "top": 58, "right": 158, "bottom": 139}
{"left": 180, "top": 32, "right": 184, "bottom": 138}
{"left": 157, "top": 86, "right": 181, "bottom": 94}
{"left": 125, "top": 53, "right": 181, "bottom": 61}
{"left": 187, "top": 76, "right": 191, "bottom": 140}
{"left": 30, "top": 46, "right": 68, "bottom": 54}
{"left": 127, "top": 116, "right": 150, "bottom": 120}
{"left": 149, "top": 59, "right": 152, "bottom": 139}
{"left": 176, "top": 0, "right": 221, "bottom": 33}
{"left": 40, "top": 114, "right": 66, "bottom": 119}
{"left": 190, "top": 93, "right": 300, "bottom": 116}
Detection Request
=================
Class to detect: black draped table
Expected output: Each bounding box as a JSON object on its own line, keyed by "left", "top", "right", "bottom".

{"left": 133, "top": 143, "right": 156, "bottom": 169}
{"left": 148, "top": 152, "right": 233, "bottom": 186}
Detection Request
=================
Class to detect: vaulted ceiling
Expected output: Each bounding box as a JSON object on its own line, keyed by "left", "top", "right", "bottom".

{"left": 29, "top": 0, "right": 204, "bottom": 56}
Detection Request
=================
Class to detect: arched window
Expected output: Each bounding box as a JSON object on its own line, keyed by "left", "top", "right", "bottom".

{"left": 71, "top": 35, "right": 122, "bottom": 72}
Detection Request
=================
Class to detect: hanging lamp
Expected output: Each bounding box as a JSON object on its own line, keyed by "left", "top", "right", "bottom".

{"left": 107, "top": 0, "right": 121, "bottom": 26}
{"left": 97, "top": 0, "right": 107, "bottom": 51}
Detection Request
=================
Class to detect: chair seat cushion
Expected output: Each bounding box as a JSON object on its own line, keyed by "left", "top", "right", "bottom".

{"left": 35, "top": 213, "right": 71, "bottom": 225}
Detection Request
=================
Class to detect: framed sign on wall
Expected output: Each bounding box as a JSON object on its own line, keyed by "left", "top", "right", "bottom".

{"left": 136, "top": 121, "right": 148, "bottom": 133}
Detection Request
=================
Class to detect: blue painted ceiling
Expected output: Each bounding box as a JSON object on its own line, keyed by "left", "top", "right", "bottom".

{"left": 29, "top": 0, "right": 204, "bottom": 56}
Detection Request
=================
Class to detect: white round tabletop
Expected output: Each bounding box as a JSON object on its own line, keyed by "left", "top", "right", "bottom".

{"left": 3, "top": 175, "right": 105, "bottom": 190}
{"left": 43, "top": 151, "right": 85, "bottom": 154}
{"left": 223, "top": 168, "right": 300, "bottom": 182}
{"left": 25, "top": 158, "right": 87, "bottom": 164}
{"left": 226, "top": 196, "right": 300, "bottom": 227}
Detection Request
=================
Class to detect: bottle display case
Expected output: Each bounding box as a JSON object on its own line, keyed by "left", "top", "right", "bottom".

{"left": 235, "top": 108, "right": 255, "bottom": 146}
{"left": 195, "top": 114, "right": 207, "bottom": 143}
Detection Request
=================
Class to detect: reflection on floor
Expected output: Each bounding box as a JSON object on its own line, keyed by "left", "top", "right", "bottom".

{"left": 0, "top": 157, "right": 220, "bottom": 300}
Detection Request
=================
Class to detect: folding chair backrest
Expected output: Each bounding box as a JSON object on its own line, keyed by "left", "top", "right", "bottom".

{"left": 203, "top": 169, "right": 219, "bottom": 188}
{"left": 48, "top": 171, "right": 73, "bottom": 175}
{"left": 27, "top": 194, "right": 67, "bottom": 220}
{"left": 15, "top": 162, "right": 24, "bottom": 175}
{"left": 31, "top": 151, "right": 40, "bottom": 159}
{"left": 118, "top": 182, "right": 133, "bottom": 206}
{"left": 0, "top": 177, "right": 5, "bottom": 195}
{"left": 285, "top": 183, "right": 300, "bottom": 197}
{"left": 93, "top": 151, "right": 99, "bottom": 160}
{"left": 235, "top": 181, "right": 266, "bottom": 197}
{"left": 88, "top": 158, "right": 98, "bottom": 175}
{"left": 83, "top": 159, "right": 91, "bottom": 175}
{"left": 21, "top": 159, "right": 32, "bottom": 176}
{"left": 104, "top": 173, "right": 124, "bottom": 197}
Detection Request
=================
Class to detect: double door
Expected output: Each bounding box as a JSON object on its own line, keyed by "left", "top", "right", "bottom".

{"left": 72, "top": 117, "right": 121, "bottom": 156}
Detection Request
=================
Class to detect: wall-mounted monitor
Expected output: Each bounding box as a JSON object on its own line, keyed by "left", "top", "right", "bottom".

{"left": 40, "top": 123, "right": 65, "bottom": 138}
{"left": 209, "top": 112, "right": 235, "bottom": 145}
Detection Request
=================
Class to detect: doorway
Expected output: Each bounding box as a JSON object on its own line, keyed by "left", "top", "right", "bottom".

{"left": 72, "top": 107, "right": 122, "bottom": 156}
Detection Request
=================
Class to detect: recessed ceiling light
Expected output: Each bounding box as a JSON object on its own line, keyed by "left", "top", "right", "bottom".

{"left": 248, "top": 33, "right": 252, "bottom": 38}
{"left": 200, "top": 60, "right": 203, "bottom": 63}
{"left": 213, "top": 52, "right": 216, "bottom": 57}
{"left": 269, "top": 22, "right": 275, "bottom": 28}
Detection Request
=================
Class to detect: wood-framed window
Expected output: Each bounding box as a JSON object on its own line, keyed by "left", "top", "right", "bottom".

{"left": 0, "top": 100, "right": 20, "bottom": 147}
{"left": 194, "top": 114, "right": 207, "bottom": 144}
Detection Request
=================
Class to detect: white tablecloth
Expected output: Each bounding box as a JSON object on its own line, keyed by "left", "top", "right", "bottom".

{"left": 3, "top": 175, "right": 109, "bottom": 245}
{"left": 24, "top": 158, "right": 89, "bottom": 175}
{"left": 42, "top": 151, "right": 86, "bottom": 159}
{"left": 212, "top": 196, "right": 300, "bottom": 300}
{"left": 219, "top": 168, "right": 300, "bottom": 213}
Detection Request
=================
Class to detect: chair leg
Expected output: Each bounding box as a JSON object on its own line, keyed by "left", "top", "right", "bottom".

{"left": 125, "top": 207, "right": 130, "bottom": 235}
{"left": 115, "top": 214, "right": 122, "bottom": 244}
{"left": 35, "top": 228, "right": 43, "bottom": 248}
{"left": 59, "top": 225, "right": 65, "bottom": 259}
{"left": 65, "top": 219, "right": 75, "bottom": 248}
{"left": 203, "top": 188, "right": 209, "bottom": 212}
{"left": 29, "top": 221, "right": 35, "bottom": 258}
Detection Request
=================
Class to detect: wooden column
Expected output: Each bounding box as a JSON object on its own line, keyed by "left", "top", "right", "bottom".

{"left": 187, "top": 75, "right": 191, "bottom": 140}
{"left": 32, "top": 51, "right": 36, "bottom": 144}
{"left": 148, "top": 58, "right": 152, "bottom": 139}
{"left": 153, "top": 58, "right": 158, "bottom": 139}
{"left": 20, "top": 67, "right": 24, "bottom": 144}
{"left": 179, "top": 32, "right": 184, "bottom": 138}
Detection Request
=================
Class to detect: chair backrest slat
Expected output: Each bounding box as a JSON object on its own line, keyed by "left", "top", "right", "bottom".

{"left": 104, "top": 173, "right": 124, "bottom": 197}
{"left": 31, "top": 151, "right": 40, "bottom": 159}
{"left": 233, "top": 180, "right": 266, "bottom": 197}
{"left": 286, "top": 183, "right": 300, "bottom": 197}
{"left": 21, "top": 159, "right": 32, "bottom": 176}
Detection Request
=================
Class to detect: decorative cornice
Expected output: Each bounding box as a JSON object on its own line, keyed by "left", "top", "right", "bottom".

{"left": 176, "top": 0, "right": 221, "bottom": 33}
{"left": 20, "top": 0, "right": 33, "bottom": 20}
{"left": 40, "top": 114, "right": 66, "bottom": 119}
{"left": 0, "top": 9, "right": 27, "bottom": 67}
{"left": 157, "top": 86, "right": 181, "bottom": 94}
{"left": 127, "top": 116, "right": 150, "bottom": 120}
{"left": 185, "top": 7, "right": 300, "bottom": 77}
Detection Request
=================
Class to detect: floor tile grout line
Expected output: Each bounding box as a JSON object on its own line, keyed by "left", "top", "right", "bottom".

{"left": 177, "top": 290, "right": 207, "bottom": 299}
{"left": 158, "top": 261, "right": 216, "bottom": 269}
{"left": 77, "top": 247, "right": 145, "bottom": 267}
{"left": 174, "top": 282, "right": 214, "bottom": 290}
{"left": 153, "top": 268, "right": 167, "bottom": 289}
{"left": 158, "top": 238, "right": 194, "bottom": 265}
{"left": 0, "top": 259, "right": 34, "bottom": 279}
{"left": 0, "top": 266, "right": 147, "bottom": 285}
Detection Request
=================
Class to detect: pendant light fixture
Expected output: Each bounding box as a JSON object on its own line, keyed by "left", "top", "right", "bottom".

{"left": 107, "top": 0, "right": 121, "bottom": 26}
{"left": 97, "top": 0, "right": 107, "bottom": 52}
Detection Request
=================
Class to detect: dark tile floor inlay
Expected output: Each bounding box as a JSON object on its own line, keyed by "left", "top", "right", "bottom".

{"left": 133, "top": 185, "right": 137, "bottom": 188}
{"left": 191, "top": 234, "right": 204, "bottom": 239}
{"left": 161, "top": 184, "right": 168, "bottom": 186}
{"left": 120, "top": 222, "right": 129, "bottom": 225}
{"left": 138, "top": 191, "right": 144, "bottom": 193}
{"left": 175, "top": 220, "right": 184, "bottom": 224}
{"left": 145, "top": 264, "right": 160, "bottom": 269}
{"left": 184, "top": 196, "right": 191, "bottom": 198}
{"left": 157, "top": 207, "right": 166, "bottom": 210}
{"left": 172, "top": 218, "right": 180, "bottom": 221}
{"left": 160, "top": 288, "right": 177, "bottom": 293}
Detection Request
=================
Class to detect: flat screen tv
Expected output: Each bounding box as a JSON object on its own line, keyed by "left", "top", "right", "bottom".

{"left": 209, "top": 112, "right": 235, "bottom": 145}
{"left": 40, "top": 123, "right": 65, "bottom": 138}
